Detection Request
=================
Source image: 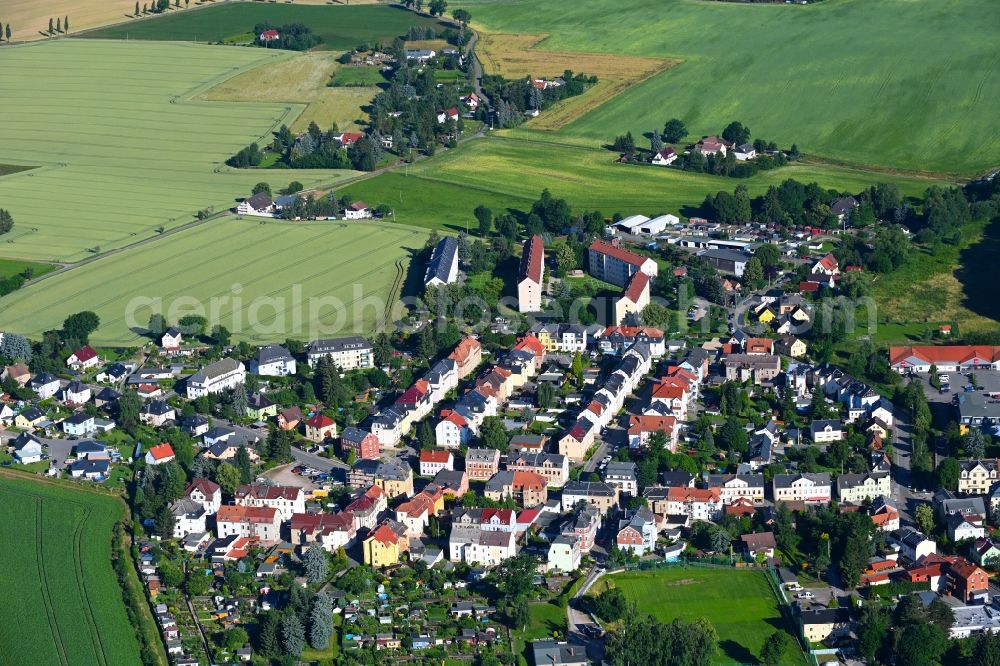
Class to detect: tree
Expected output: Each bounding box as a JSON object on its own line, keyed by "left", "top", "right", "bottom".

{"left": 663, "top": 118, "right": 686, "bottom": 143}
{"left": 235, "top": 445, "right": 254, "bottom": 484}
{"left": 303, "top": 546, "right": 330, "bottom": 585}
{"left": 215, "top": 462, "right": 240, "bottom": 495}
{"left": 474, "top": 205, "right": 493, "bottom": 236}
{"left": 56, "top": 17, "right": 61, "bottom": 33}
{"left": 280, "top": 613, "right": 305, "bottom": 656}
{"left": 252, "top": 182, "right": 271, "bottom": 196}
{"left": 743, "top": 256, "right": 765, "bottom": 289}
{"left": 117, "top": 389, "right": 142, "bottom": 435}
{"left": 593, "top": 587, "right": 630, "bottom": 622}
{"left": 650, "top": 131, "right": 663, "bottom": 155}
{"left": 536, "top": 382, "right": 555, "bottom": 409}
{"left": 965, "top": 428, "right": 986, "bottom": 460}
{"left": 309, "top": 593, "right": 334, "bottom": 649}
{"left": 894, "top": 622, "right": 948, "bottom": 666}
{"left": 282, "top": 180, "right": 304, "bottom": 195}
{"left": 48, "top": 18, "right": 54, "bottom": 35}
{"left": 452, "top": 8, "right": 471, "bottom": 25}
{"left": 428, "top": 0, "right": 448, "bottom": 16}
{"left": 0, "top": 210, "right": 14, "bottom": 234}
{"left": 212, "top": 324, "right": 231, "bottom": 347}
{"left": 0, "top": 332, "right": 32, "bottom": 362}
{"left": 135, "top": 2, "right": 140, "bottom": 16}
{"left": 722, "top": 121, "right": 750, "bottom": 145}
{"left": 231, "top": 383, "right": 248, "bottom": 418}
{"left": 225, "top": 626, "right": 249, "bottom": 651}
{"left": 153, "top": 502, "right": 174, "bottom": 538}
{"left": 479, "top": 416, "right": 508, "bottom": 450}
{"left": 64, "top": 17, "right": 68, "bottom": 34}
{"left": 63, "top": 311, "right": 100, "bottom": 343}
{"left": 760, "top": 630, "right": 794, "bottom": 666}
{"left": 972, "top": 633, "right": 1000, "bottom": 666}
{"left": 936, "top": 457, "right": 960, "bottom": 491}
{"left": 754, "top": 243, "right": 781, "bottom": 276}
{"left": 709, "top": 525, "right": 731, "bottom": 552}
{"left": 418, "top": 420, "right": 436, "bottom": 450}
{"left": 915, "top": 503, "right": 935, "bottom": 536}
{"left": 5, "top": 25, "right": 10, "bottom": 41}
{"left": 178, "top": 314, "right": 207, "bottom": 337}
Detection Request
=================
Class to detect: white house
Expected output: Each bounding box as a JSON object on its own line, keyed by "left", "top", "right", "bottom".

{"left": 733, "top": 143, "right": 757, "bottom": 161}
{"left": 66, "top": 345, "right": 99, "bottom": 370}
{"left": 547, "top": 535, "right": 581, "bottom": 573}
{"left": 344, "top": 201, "right": 371, "bottom": 219}
{"left": 419, "top": 450, "right": 454, "bottom": 477}
{"left": 517, "top": 235, "right": 544, "bottom": 313}
{"left": 145, "top": 442, "right": 176, "bottom": 466}
{"left": 60, "top": 380, "right": 91, "bottom": 405}
{"left": 773, "top": 473, "right": 832, "bottom": 504}
{"left": 161, "top": 327, "right": 182, "bottom": 350}
{"left": 251, "top": 344, "right": 296, "bottom": 376}
{"left": 185, "top": 478, "right": 222, "bottom": 515}
{"left": 62, "top": 412, "right": 96, "bottom": 437}
{"left": 170, "top": 499, "right": 207, "bottom": 539}
{"left": 435, "top": 411, "right": 471, "bottom": 448}
{"left": 12, "top": 433, "right": 44, "bottom": 464}
{"left": 186, "top": 358, "right": 246, "bottom": 399}
{"left": 237, "top": 192, "right": 274, "bottom": 216}
{"left": 30, "top": 373, "right": 61, "bottom": 400}
{"left": 650, "top": 148, "right": 678, "bottom": 166}
{"left": 234, "top": 484, "right": 306, "bottom": 522}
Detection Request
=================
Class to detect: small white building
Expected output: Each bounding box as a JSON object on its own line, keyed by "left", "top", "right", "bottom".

{"left": 251, "top": 344, "right": 296, "bottom": 376}
{"left": 186, "top": 358, "right": 246, "bottom": 399}
{"left": 344, "top": 201, "right": 371, "bottom": 219}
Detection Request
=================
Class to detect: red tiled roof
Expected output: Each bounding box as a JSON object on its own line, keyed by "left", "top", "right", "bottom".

{"left": 369, "top": 522, "right": 401, "bottom": 546}
{"left": 622, "top": 271, "right": 650, "bottom": 302}
{"left": 666, "top": 486, "right": 720, "bottom": 503}
{"left": 185, "top": 477, "right": 220, "bottom": 497}
{"left": 73, "top": 345, "right": 98, "bottom": 362}
{"left": 235, "top": 484, "right": 301, "bottom": 501}
{"left": 514, "top": 335, "right": 545, "bottom": 358}
{"left": 603, "top": 325, "right": 664, "bottom": 339}
{"left": 307, "top": 414, "right": 335, "bottom": 428}
{"left": 440, "top": 410, "right": 468, "bottom": 427}
{"left": 627, "top": 414, "right": 677, "bottom": 435}
{"left": 519, "top": 235, "right": 544, "bottom": 284}
{"left": 147, "top": 442, "right": 174, "bottom": 461}
{"left": 419, "top": 450, "right": 452, "bottom": 464}
{"left": 448, "top": 337, "right": 481, "bottom": 365}
{"left": 589, "top": 240, "right": 651, "bottom": 268}
{"left": 816, "top": 253, "right": 839, "bottom": 271}
{"left": 747, "top": 338, "right": 774, "bottom": 354}
{"left": 889, "top": 345, "right": 1000, "bottom": 367}
{"left": 217, "top": 505, "right": 278, "bottom": 524}
{"left": 799, "top": 281, "right": 820, "bottom": 293}
{"left": 339, "top": 132, "right": 363, "bottom": 145}
{"left": 511, "top": 470, "right": 546, "bottom": 491}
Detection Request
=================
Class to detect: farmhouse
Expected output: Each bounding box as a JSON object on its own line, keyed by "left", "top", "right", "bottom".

{"left": 237, "top": 192, "right": 274, "bottom": 216}
{"left": 307, "top": 337, "right": 374, "bottom": 370}
{"left": 651, "top": 147, "right": 678, "bottom": 166}
{"left": 587, "top": 240, "right": 658, "bottom": 287}
{"left": 694, "top": 136, "right": 727, "bottom": 156}
{"left": 733, "top": 143, "right": 756, "bottom": 161}
{"left": 344, "top": 201, "right": 371, "bottom": 219}
{"left": 424, "top": 236, "right": 460, "bottom": 288}
{"left": 517, "top": 235, "right": 544, "bottom": 313}
{"left": 186, "top": 358, "right": 246, "bottom": 399}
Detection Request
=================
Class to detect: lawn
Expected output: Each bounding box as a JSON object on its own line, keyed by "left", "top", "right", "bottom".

{"left": 0, "top": 218, "right": 431, "bottom": 344}
{"left": 342, "top": 136, "right": 952, "bottom": 231}
{"left": 512, "top": 601, "right": 567, "bottom": 661}
{"left": 0, "top": 259, "right": 57, "bottom": 279}
{"left": 0, "top": 40, "right": 354, "bottom": 262}
{"left": 0, "top": 473, "right": 148, "bottom": 666}
{"left": 458, "top": 0, "right": 1000, "bottom": 175}
{"left": 197, "top": 52, "right": 378, "bottom": 133}
{"left": 82, "top": 3, "right": 447, "bottom": 50}
{"left": 330, "top": 66, "right": 389, "bottom": 88}
{"left": 590, "top": 566, "right": 808, "bottom": 666}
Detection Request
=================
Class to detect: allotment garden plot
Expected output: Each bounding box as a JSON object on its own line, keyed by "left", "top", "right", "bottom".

{"left": 0, "top": 40, "right": 353, "bottom": 262}
{"left": 0, "top": 218, "right": 431, "bottom": 345}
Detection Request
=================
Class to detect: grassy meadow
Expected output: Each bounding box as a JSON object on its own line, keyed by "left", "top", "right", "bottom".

{"left": 197, "top": 52, "right": 378, "bottom": 133}
{"left": 343, "top": 136, "right": 952, "bottom": 229}
{"left": 0, "top": 218, "right": 431, "bottom": 344}
{"left": 0, "top": 474, "right": 145, "bottom": 666}
{"left": 590, "top": 567, "right": 807, "bottom": 666}
{"left": 82, "top": 3, "right": 446, "bottom": 49}
{"left": 0, "top": 40, "right": 354, "bottom": 262}
{"left": 458, "top": 0, "right": 1000, "bottom": 175}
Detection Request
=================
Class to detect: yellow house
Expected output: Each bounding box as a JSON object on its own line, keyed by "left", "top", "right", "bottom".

{"left": 757, "top": 307, "right": 777, "bottom": 324}
{"left": 363, "top": 521, "right": 408, "bottom": 568}
{"left": 376, "top": 465, "right": 414, "bottom": 499}
{"left": 15, "top": 408, "right": 46, "bottom": 429}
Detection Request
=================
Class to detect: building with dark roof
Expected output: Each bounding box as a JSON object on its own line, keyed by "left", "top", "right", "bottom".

{"left": 424, "top": 236, "right": 460, "bottom": 288}
{"left": 518, "top": 235, "right": 544, "bottom": 313}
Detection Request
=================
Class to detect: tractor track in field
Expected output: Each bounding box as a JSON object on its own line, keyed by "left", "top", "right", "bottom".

{"left": 72, "top": 504, "right": 110, "bottom": 666}
{"left": 34, "top": 498, "right": 70, "bottom": 666}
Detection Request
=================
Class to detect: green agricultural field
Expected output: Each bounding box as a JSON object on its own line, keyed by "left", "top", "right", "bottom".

{"left": 458, "top": 0, "right": 1000, "bottom": 175}
{"left": 590, "top": 567, "right": 808, "bottom": 666}
{"left": 0, "top": 218, "right": 431, "bottom": 344}
{"left": 0, "top": 40, "right": 353, "bottom": 262}
{"left": 344, "top": 136, "right": 951, "bottom": 229}
{"left": 82, "top": 4, "right": 447, "bottom": 50}
{"left": 0, "top": 474, "right": 146, "bottom": 666}
{"left": 0, "top": 259, "right": 56, "bottom": 280}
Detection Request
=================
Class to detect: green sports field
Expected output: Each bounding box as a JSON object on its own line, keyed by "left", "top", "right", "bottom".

{"left": 591, "top": 566, "right": 808, "bottom": 666}
{"left": 344, "top": 136, "right": 952, "bottom": 229}
{"left": 82, "top": 4, "right": 446, "bottom": 50}
{"left": 458, "top": 0, "right": 1000, "bottom": 175}
{"left": 0, "top": 40, "right": 353, "bottom": 262}
{"left": 0, "top": 474, "right": 146, "bottom": 666}
{"left": 0, "top": 218, "right": 430, "bottom": 344}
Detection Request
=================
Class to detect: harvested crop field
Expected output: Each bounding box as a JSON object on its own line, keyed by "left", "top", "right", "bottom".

{"left": 477, "top": 32, "right": 675, "bottom": 131}
{"left": 197, "top": 52, "right": 377, "bottom": 133}
{"left": 0, "top": 40, "right": 352, "bottom": 262}
{"left": 0, "top": 218, "right": 431, "bottom": 344}
{"left": 0, "top": 473, "right": 146, "bottom": 666}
